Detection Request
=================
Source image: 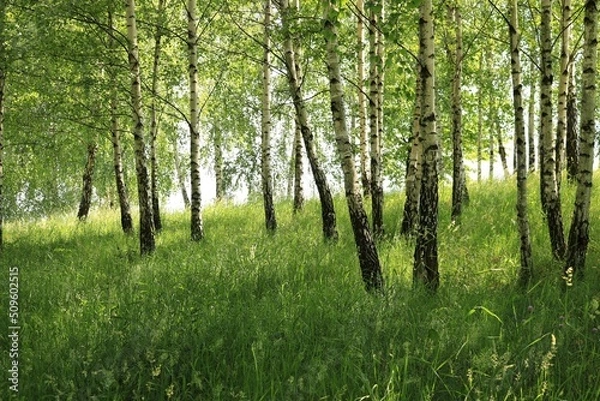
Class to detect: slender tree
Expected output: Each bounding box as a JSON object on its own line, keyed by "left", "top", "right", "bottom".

{"left": 401, "top": 64, "right": 422, "bottom": 236}
{"left": 527, "top": 63, "right": 536, "bottom": 172}
{"left": 565, "top": 0, "right": 598, "bottom": 277}
{"left": 108, "top": 11, "right": 134, "bottom": 235}
{"left": 556, "top": 0, "right": 572, "bottom": 185}
{"left": 356, "top": 0, "right": 370, "bottom": 197}
{"left": 149, "top": 0, "right": 166, "bottom": 232}
{"left": 213, "top": 127, "right": 224, "bottom": 202}
{"left": 125, "top": 0, "right": 155, "bottom": 254}
{"left": 292, "top": 117, "right": 304, "bottom": 213}
{"left": 414, "top": 0, "right": 440, "bottom": 291}
{"left": 76, "top": 142, "right": 98, "bottom": 221}
{"left": 477, "top": 53, "right": 483, "bottom": 182}
{"left": 448, "top": 2, "right": 465, "bottom": 222}
{"left": 540, "top": 0, "right": 566, "bottom": 259}
{"left": 171, "top": 135, "right": 190, "bottom": 208}
{"left": 279, "top": 0, "right": 338, "bottom": 240}
{"left": 566, "top": 65, "right": 579, "bottom": 181}
{"left": 261, "top": 0, "right": 277, "bottom": 231}
{"left": 188, "top": 0, "right": 204, "bottom": 241}
{"left": 509, "top": 0, "right": 534, "bottom": 286}
{"left": 368, "top": 0, "right": 384, "bottom": 237}
{"left": 323, "top": 0, "right": 383, "bottom": 293}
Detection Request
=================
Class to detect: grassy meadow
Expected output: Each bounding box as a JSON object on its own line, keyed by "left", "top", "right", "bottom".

{"left": 2, "top": 177, "right": 600, "bottom": 400}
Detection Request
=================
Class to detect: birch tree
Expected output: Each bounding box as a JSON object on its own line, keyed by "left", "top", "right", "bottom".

{"left": 188, "top": 0, "right": 204, "bottom": 241}
{"left": 508, "top": 0, "right": 533, "bottom": 285}
{"left": 279, "top": 0, "right": 338, "bottom": 240}
{"left": 76, "top": 142, "right": 98, "bottom": 221}
{"left": 125, "top": 0, "right": 155, "bottom": 254}
{"left": 149, "top": 0, "right": 166, "bottom": 232}
{"left": 261, "top": 0, "right": 277, "bottom": 231}
{"left": 368, "top": 0, "right": 384, "bottom": 237}
{"left": 400, "top": 64, "right": 422, "bottom": 236}
{"left": 323, "top": 0, "right": 383, "bottom": 292}
{"left": 414, "top": 0, "right": 440, "bottom": 291}
{"left": 565, "top": 0, "right": 598, "bottom": 278}
{"left": 357, "top": 0, "right": 370, "bottom": 197}
{"left": 540, "top": 0, "right": 566, "bottom": 260}
{"left": 556, "top": 0, "right": 572, "bottom": 184}
{"left": 566, "top": 66, "right": 579, "bottom": 181}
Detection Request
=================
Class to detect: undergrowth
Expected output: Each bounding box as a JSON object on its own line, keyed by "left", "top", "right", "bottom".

{"left": 1, "top": 177, "right": 600, "bottom": 400}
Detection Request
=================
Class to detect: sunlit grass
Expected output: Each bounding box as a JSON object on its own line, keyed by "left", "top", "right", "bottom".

{"left": 2, "top": 174, "right": 600, "bottom": 400}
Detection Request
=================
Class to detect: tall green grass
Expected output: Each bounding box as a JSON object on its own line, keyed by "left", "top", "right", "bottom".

{"left": 2, "top": 177, "right": 600, "bottom": 400}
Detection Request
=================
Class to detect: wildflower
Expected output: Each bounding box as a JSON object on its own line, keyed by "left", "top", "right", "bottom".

{"left": 166, "top": 384, "right": 175, "bottom": 399}
{"left": 152, "top": 365, "right": 161, "bottom": 377}
{"left": 563, "top": 267, "right": 574, "bottom": 287}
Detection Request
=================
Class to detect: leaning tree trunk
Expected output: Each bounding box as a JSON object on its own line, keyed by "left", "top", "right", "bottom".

{"left": 149, "top": 0, "right": 165, "bottom": 232}
{"left": 540, "top": 0, "right": 566, "bottom": 259}
{"left": 368, "top": 0, "right": 384, "bottom": 237}
{"left": 77, "top": 142, "right": 98, "bottom": 221}
{"left": 323, "top": 0, "right": 383, "bottom": 293}
{"left": 414, "top": 0, "right": 440, "bottom": 291}
{"left": 566, "top": 65, "right": 579, "bottom": 182}
{"left": 188, "top": 0, "right": 204, "bottom": 241}
{"left": 401, "top": 64, "right": 422, "bottom": 237}
{"left": 556, "top": 0, "right": 572, "bottom": 186}
{"left": 108, "top": 11, "right": 133, "bottom": 235}
{"left": 292, "top": 117, "right": 304, "bottom": 213}
{"left": 125, "top": 0, "right": 155, "bottom": 255}
{"left": 171, "top": 136, "right": 190, "bottom": 208}
{"left": 497, "top": 126, "right": 510, "bottom": 178}
{"left": 279, "top": 0, "right": 338, "bottom": 240}
{"left": 565, "top": 0, "right": 598, "bottom": 278}
{"left": 110, "top": 78, "right": 134, "bottom": 234}
{"left": 261, "top": 0, "right": 277, "bottom": 231}
{"left": 357, "top": 0, "right": 370, "bottom": 197}
{"left": 449, "top": 2, "right": 465, "bottom": 223}
{"left": 509, "top": 0, "right": 534, "bottom": 286}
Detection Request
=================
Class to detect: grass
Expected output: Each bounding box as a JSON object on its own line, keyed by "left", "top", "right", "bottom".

{"left": 2, "top": 176, "right": 600, "bottom": 400}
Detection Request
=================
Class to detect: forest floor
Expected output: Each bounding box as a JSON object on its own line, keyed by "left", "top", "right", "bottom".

{"left": 2, "top": 176, "right": 600, "bottom": 400}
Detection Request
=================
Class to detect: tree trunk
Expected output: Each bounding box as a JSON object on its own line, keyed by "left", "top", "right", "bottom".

{"left": 77, "top": 142, "right": 98, "bottom": 221}
{"left": 323, "top": 1, "right": 383, "bottom": 293}
{"left": 401, "top": 64, "right": 422, "bottom": 237}
{"left": 108, "top": 11, "right": 134, "bottom": 235}
{"left": 414, "top": 0, "right": 440, "bottom": 291}
{"left": 357, "top": 0, "right": 370, "bottom": 197}
{"left": 449, "top": 3, "right": 465, "bottom": 223}
{"left": 368, "top": 0, "right": 384, "bottom": 237}
{"left": 509, "top": 0, "right": 534, "bottom": 286}
{"left": 261, "top": 0, "right": 277, "bottom": 231}
{"left": 110, "top": 85, "right": 134, "bottom": 234}
{"left": 540, "top": 0, "right": 566, "bottom": 259}
{"left": 171, "top": 136, "right": 190, "bottom": 208}
{"left": 566, "top": 65, "right": 579, "bottom": 182}
{"left": 556, "top": 0, "right": 572, "bottom": 186}
{"left": 125, "top": 0, "right": 155, "bottom": 255}
{"left": 565, "top": 0, "right": 598, "bottom": 278}
{"left": 188, "top": 0, "right": 204, "bottom": 241}
{"left": 279, "top": 0, "right": 338, "bottom": 240}
{"left": 528, "top": 66, "right": 536, "bottom": 173}
{"left": 149, "top": 0, "right": 165, "bottom": 232}
{"left": 292, "top": 117, "right": 304, "bottom": 213}
{"left": 213, "top": 128, "right": 224, "bottom": 202}
{"left": 497, "top": 125, "right": 509, "bottom": 178}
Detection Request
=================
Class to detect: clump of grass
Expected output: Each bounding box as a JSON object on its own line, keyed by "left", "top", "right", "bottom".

{"left": 2, "top": 175, "right": 600, "bottom": 400}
